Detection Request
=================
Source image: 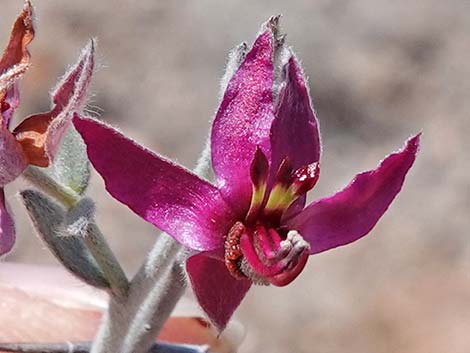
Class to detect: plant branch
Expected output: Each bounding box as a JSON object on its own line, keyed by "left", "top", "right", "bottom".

{"left": 84, "top": 223, "right": 129, "bottom": 297}
{"left": 90, "top": 233, "right": 187, "bottom": 353}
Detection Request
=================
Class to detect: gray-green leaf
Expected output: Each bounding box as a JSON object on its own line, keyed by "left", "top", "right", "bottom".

{"left": 44, "top": 126, "right": 90, "bottom": 195}
{"left": 20, "top": 189, "right": 109, "bottom": 289}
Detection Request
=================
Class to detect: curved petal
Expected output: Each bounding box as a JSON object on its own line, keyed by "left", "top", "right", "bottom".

{"left": 0, "top": 188, "right": 15, "bottom": 255}
{"left": 271, "top": 55, "right": 321, "bottom": 174}
{"left": 74, "top": 116, "right": 235, "bottom": 251}
{"left": 50, "top": 40, "right": 95, "bottom": 111}
{"left": 211, "top": 25, "right": 276, "bottom": 214}
{"left": 186, "top": 253, "right": 251, "bottom": 331}
{"left": 14, "top": 41, "right": 95, "bottom": 167}
{"left": 0, "top": 1, "right": 34, "bottom": 74}
{"left": 287, "top": 134, "right": 420, "bottom": 254}
{"left": 0, "top": 0, "right": 34, "bottom": 128}
{"left": 0, "top": 126, "right": 27, "bottom": 186}
{"left": 271, "top": 56, "right": 321, "bottom": 216}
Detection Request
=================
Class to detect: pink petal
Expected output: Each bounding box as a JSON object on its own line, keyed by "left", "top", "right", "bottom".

{"left": 187, "top": 253, "right": 251, "bottom": 331}
{"left": 287, "top": 134, "right": 420, "bottom": 254}
{"left": 74, "top": 115, "right": 235, "bottom": 251}
{"left": 0, "top": 188, "right": 15, "bottom": 255}
{"left": 211, "top": 25, "right": 276, "bottom": 214}
{"left": 13, "top": 41, "right": 95, "bottom": 167}
{"left": 271, "top": 56, "right": 321, "bottom": 215}
{"left": 0, "top": 126, "right": 27, "bottom": 186}
{"left": 271, "top": 56, "right": 321, "bottom": 173}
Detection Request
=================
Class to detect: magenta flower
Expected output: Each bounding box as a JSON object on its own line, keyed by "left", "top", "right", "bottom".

{"left": 74, "top": 18, "right": 420, "bottom": 330}
{"left": 0, "top": 1, "right": 94, "bottom": 255}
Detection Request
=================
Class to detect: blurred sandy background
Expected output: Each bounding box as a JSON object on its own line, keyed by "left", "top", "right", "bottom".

{"left": 2, "top": 0, "right": 470, "bottom": 352}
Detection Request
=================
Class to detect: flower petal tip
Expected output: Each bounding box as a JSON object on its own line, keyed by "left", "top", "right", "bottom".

{"left": 186, "top": 255, "right": 251, "bottom": 332}
{"left": 287, "top": 133, "right": 421, "bottom": 255}
{"left": 13, "top": 42, "right": 95, "bottom": 167}
{"left": 405, "top": 132, "right": 421, "bottom": 154}
{"left": 260, "top": 15, "right": 286, "bottom": 47}
{"left": 51, "top": 39, "right": 95, "bottom": 109}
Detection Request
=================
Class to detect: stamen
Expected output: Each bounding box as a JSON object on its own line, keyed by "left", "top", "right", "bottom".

{"left": 250, "top": 147, "right": 270, "bottom": 187}
{"left": 264, "top": 158, "right": 293, "bottom": 216}
{"left": 274, "top": 158, "right": 294, "bottom": 186}
{"left": 245, "top": 147, "right": 269, "bottom": 224}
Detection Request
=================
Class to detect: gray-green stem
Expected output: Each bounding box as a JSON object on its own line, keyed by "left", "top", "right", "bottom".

{"left": 23, "top": 167, "right": 78, "bottom": 207}
{"left": 85, "top": 223, "right": 129, "bottom": 297}
{"left": 22, "top": 166, "right": 129, "bottom": 297}
{"left": 90, "top": 234, "right": 187, "bottom": 353}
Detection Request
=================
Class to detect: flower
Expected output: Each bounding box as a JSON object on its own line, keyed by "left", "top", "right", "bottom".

{"left": 0, "top": 0, "right": 95, "bottom": 255}
{"left": 73, "top": 17, "right": 420, "bottom": 330}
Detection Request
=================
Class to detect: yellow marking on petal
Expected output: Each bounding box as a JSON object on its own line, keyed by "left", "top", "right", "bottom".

{"left": 252, "top": 183, "right": 266, "bottom": 207}
{"left": 265, "top": 184, "right": 290, "bottom": 212}
{"left": 246, "top": 182, "right": 267, "bottom": 224}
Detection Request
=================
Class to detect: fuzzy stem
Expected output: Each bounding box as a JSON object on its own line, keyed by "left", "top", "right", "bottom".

{"left": 22, "top": 166, "right": 78, "bottom": 207}
{"left": 85, "top": 223, "right": 129, "bottom": 297}
{"left": 90, "top": 234, "right": 187, "bottom": 353}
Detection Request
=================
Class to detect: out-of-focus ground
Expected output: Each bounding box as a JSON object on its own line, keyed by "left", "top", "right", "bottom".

{"left": 1, "top": 1, "right": 469, "bottom": 352}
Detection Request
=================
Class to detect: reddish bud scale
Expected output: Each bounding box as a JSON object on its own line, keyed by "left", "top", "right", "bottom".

{"left": 245, "top": 147, "right": 270, "bottom": 225}
{"left": 249, "top": 146, "right": 269, "bottom": 188}
{"left": 274, "top": 158, "right": 294, "bottom": 187}
{"left": 1, "top": 102, "right": 10, "bottom": 113}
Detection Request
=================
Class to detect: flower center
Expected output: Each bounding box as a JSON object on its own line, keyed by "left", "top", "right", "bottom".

{"left": 245, "top": 147, "right": 319, "bottom": 227}
{"left": 224, "top": 221, "right": 310, "bottom": 286}
{"left": 223, "top": 148, "right": 317, "bottom": 286}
